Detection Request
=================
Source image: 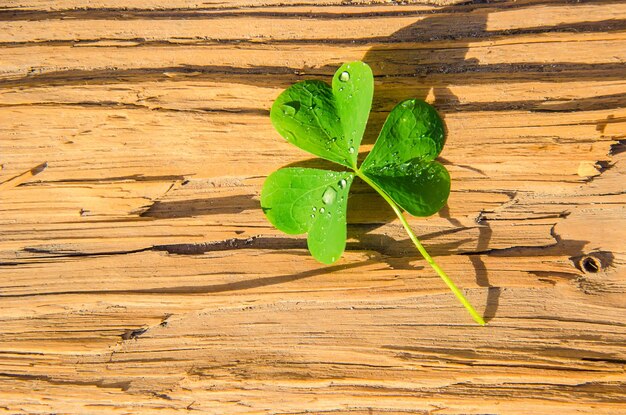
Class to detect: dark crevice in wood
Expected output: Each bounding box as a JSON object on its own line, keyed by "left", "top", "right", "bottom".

{"left": 529, "top": 270, "right": 580, "bottom": 280}
{"left": 22, "top": 246, "right": 151, "bottom": 258}
{"left": 460, "top": 224, "right": 589, "bottom": 259}
{"left": 20, "top": 173, "right": 189, "bottom": 185}
{"left": 476, "top": 213, "right": 571, "bottom": 222}
{"left": 4, "top": 62, "right": 625, "bottom": 91}
{"left": 0, "top": 0, "right": 612, "bottom": 22}
{"left": 581, "top": 357, "right": 626, "bottom": 365}
{"left": 152, "top": 236, "right": 276, "bottom": 254}
{"left": 4, "top": 93, "right": 625, "bottom": 115}
{"left": 0, "top": 101, "right": 268, "bottom": 116}
{"left": 2, "top": 17, "right": 626, "bottom": 47}
{"left": 0, "top": 372, "right": 132, "bottom": 391}
{"left": 121, "top": 327, "right": 149, "bottom": 340}
{"left": 432, "top": 382, "right": 626, "bottom": 401}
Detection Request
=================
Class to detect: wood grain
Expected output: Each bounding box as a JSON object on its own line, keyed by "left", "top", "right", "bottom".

{"left": 1, "top": 0, "right": 625, "bottom": 413}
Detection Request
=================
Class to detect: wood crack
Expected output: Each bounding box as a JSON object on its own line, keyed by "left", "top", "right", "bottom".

{"left": 2, "top": 1, "right": 618, "bottom": 22}
{"left": 3, "top": 62, "right": 626, "bottom": 89}
{"left": 0, "top": 372, "right": 132, "bottom": 391}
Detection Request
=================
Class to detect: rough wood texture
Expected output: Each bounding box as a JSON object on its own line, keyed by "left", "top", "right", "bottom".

{"left": 1, "top": 0, "right": 625, "bottom": 413}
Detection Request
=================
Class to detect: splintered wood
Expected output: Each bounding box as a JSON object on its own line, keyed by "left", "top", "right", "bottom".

{"left": 0, "top": 1, "right": 625, "bottom": 414}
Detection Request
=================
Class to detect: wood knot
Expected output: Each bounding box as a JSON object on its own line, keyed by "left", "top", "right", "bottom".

{"left": 572, "top": 251, "right": 614, "bottom": 274}
{"left": 580, "top": 256, "right": 601, "bottom": 273}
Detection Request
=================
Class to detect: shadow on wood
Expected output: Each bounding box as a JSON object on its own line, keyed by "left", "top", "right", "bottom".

{"left": 141, "top": 194, "right": 258, "bottom": 218}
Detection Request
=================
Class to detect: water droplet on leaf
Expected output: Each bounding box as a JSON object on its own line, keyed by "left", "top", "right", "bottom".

{"left": 338, "top": 179, "right": 347, "bottom": 189}
{"left": 320, "top": 207, "right": 325, "bottom": 213}
{"left": 339, "top": 71, "right": 350, "bottom": 82}
{"left": 281, "top": 102, "right": 299, "bottom": 116}
{"left": 322, "top": 187, "right": 337, "bottom": 205}
{"left": 348, "top": 147, "right": 355, "bottom": 154}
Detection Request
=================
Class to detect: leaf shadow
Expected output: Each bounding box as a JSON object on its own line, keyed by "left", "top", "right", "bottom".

{"left": 356, "top": 0, "right": 587, "bottom": 321}
{"left": 134, "top": 258, "right": 376, "bottom": 295}
{"left": 356, "top": 5, "right": 498, "bottom": 320}
{"left": 359, "top": 0, "right": 626, "bottom": 146}
{"left": 473, "top": 225, "right": 499, "bottom": 322}
{"left": 141, "top": 194, "right": 258, "bottom": 219}
{"left": 359, "top": 2, "right": 487, "bottom": 147}
{"left": 281, "top": 165, "right": 479, "bottom": 287}
{"left": 437, "top": 205, "right": 497, "bottom": 321}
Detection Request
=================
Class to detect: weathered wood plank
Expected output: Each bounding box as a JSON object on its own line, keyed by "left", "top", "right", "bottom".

{"left": 0, "top": 0, "right": 625, "bottom": 413}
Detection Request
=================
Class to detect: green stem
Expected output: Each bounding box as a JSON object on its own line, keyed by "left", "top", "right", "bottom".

{"left": 354, "top": 169, "right": 486, "bottom": 326}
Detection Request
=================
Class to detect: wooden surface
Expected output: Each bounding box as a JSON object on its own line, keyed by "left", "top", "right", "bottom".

{"left": 1, "top": 0, "right": 626, "bottom": 413}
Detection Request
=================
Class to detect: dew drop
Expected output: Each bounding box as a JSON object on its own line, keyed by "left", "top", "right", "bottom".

{"left": 310, "top": 214, "right": 315, "bottom": 218}
{"left": 320, "top": 207, "right": 325, "bottom": 214}
{"left": 338, "top": 178, "right": 347, "bottom": 189}
{"left": 312, "top": 207, "right": 317, "bottom": 212}
{"left": 348, "top": 147, "right": 355, "bottom": 154}
{"left": 281, "top": 103, "right": 298, "bottom": 116}
{"left": 285, "top": 131, "right": 296, "bottom": 141}
{"left": 339, "top": 71, "right": 350, "bottom": 82}
{"left": 322, "top": 187, "right": 337, "bottom": 205}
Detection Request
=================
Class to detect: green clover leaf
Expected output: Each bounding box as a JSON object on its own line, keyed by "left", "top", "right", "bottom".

{"left": 262, "top": 61, "right": 484, "bottom": 325}
{"left": 261, "top": 168, "right": 354, "bottom": 265}
{"left": 269, "top": 61, "right": 373, "bottom": 168}
{"left": 361, "top": 99, "right": 450, "bottom": 217}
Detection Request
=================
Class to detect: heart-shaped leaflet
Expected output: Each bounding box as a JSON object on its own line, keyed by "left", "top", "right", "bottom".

{"left": 261, "top": 168, "right": 354, "bottom": 264}
{"left": 361, "top": 99, "right": 450, "bottom": 217}
{"left": 262, "top": 62, "right": 372, "bottom": 263}
{"left": 269, "top": 62, "right": 373, "bottom": 168}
